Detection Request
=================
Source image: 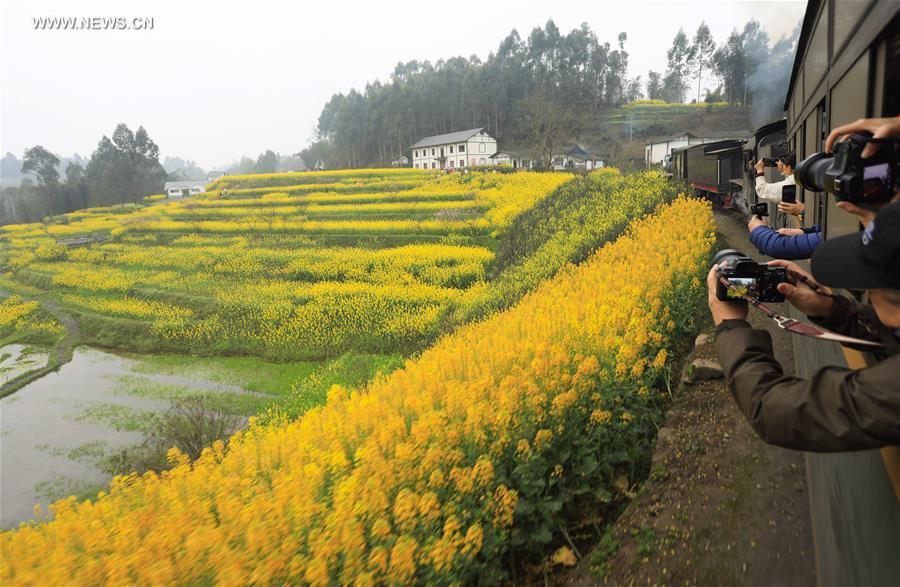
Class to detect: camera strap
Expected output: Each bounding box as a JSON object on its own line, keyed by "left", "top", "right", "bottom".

{"left": 716, "top": 271, "right": 889, "bottom": 348}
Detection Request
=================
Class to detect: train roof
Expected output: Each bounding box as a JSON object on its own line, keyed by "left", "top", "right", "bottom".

{"left": 753, "top": 119, "right": 787, "bottom": 140}
{"left": 744, "top": 119, "right": 787, "bottom": 152}
{"left": 702, "top": 139, "right": 744, "bottom": 156}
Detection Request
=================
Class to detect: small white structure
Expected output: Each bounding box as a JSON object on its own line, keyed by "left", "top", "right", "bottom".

{"left": 391, "top": 155, "right": 410, "bottom": 167}
{"left": 551, "top": 145, "right": 606, "bottom": 171}
{"left": 645, "top": 130, "right": 750, "bottom": 167}
{"left": 164, "top": 180, "right": 207, "bottom": 199}
{"left": 496, "top": 149, "right": 538, "bottom": 170}
{"left": 410, "top": 128, "right": 498, "bottom": 170}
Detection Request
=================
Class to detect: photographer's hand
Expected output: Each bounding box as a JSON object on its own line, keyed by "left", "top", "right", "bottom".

{"left": 777, "top": 201, "right": 805, "bottom": 216}
{"left": 824, "top": 116, "right": 900, "bottom": 158}
{"left": 754, "top": 159, "right": 765, "bottom": 173}
{"left": 748, "top": 215, "right": 767, "bottom": 232}
{"left": 707, "top": 266, "right": 749, "bottom": 326}
{"left": 777, "top": 228, "right": 805, "bottom": 236}
{"left": 767, "top": 260, "right": 833, "bottom": 318}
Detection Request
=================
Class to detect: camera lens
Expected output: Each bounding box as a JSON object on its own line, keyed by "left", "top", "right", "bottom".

{"left": 711, "top": 249, "right": 746, "bottom": 269}
{"left": 795, "top": 152, "right": 833, "bottom": 192}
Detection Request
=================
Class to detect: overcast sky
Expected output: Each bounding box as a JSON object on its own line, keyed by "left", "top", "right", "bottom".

{"left": 0, "top": 0, "right": 806, "bottom": 170}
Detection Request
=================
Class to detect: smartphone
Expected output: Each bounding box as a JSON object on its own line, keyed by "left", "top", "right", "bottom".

{"left": 781, "top": 185, "right": 796, "bottom": 203}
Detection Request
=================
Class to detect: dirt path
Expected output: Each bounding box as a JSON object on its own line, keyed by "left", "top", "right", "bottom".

{"left": 562, "top": 209, "right": 817, "bottom": 586}
{"left": 0, "top": 291, "right": 81, "bottom": 398}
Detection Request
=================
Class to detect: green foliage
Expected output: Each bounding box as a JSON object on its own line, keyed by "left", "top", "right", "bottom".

{"left": 459, "top": 169, "right": 680, "bottom": 320}
{"left": 591, "top": 530, "right": 620, "bottom": 578}
{"left": 85, "top": 124, "right": 167, "bottom": 207}
{"left": 314, "top": 19, "right": 632, "bottom": 167}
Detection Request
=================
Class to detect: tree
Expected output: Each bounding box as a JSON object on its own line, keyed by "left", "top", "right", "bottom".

{"left": 712, "top": 29, "right": 746, "bottom": 104}
{"left": 688, "top": 21, "right": 716, "bottom": 104}
{"left": 22, "top": 146, "right": 60, "bottom": 186}
{"left": 256, "top": 150, "right": 278, "bottom": 173}
{"left": 646, "top": 71, "right": 663, "bottom": 100}
{"left": 625, "top": 76, "right": 644, "bottom": 102}
{"left": 516, "top": 94, "right": 582, "bottom": 167}
{"left": 311, "top": 21, "right": 634, "bottom": 167}
{"left": 663, "top": 28, "right": 691, "bottom": 102}
{"left": 86, "top": 124, "right": 167, "bottom": 206}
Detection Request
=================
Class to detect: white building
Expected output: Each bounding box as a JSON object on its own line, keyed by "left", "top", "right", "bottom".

{"left": 391, "top": 155, "right": 410, "bottom": 167}
{"left": 491, "top": 145, "right": 606, "bottom": 171}
{"left": 645, "top": 130, "right": 750, "bottom": 168}
{"left": 551, "top": 145, "right": 606, "bottom": 171}
{"left": 410, "top": 128, "right": 498, "bottom": 170}
{"left": 164, "top": 180, "right": 207, "bottom": 199}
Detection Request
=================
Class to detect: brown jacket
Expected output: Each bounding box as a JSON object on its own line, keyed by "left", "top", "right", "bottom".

{"left": 715, "top": 298, "right": 900, "bottom": 452}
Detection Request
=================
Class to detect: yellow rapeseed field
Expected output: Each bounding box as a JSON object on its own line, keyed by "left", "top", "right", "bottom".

{"left": 0, "top": 197, "right": 714, "bottom": 585}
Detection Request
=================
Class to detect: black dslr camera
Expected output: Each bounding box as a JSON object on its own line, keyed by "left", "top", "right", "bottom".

{"left": 713, "top": 249, "right": 787, "bottom": 303}
{"left": 750, "top": 202, "right": 768, "bottom": 218}
{"left": 762, "top": 157, "right": 779, "bottom": 167}
{"left": 795, "top": 133, "right": 899, "bottom": 208}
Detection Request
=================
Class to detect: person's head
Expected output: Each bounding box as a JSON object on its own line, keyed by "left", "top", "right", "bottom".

{"left": 777, "top": 151, "right": 796, "bottom": 176}
{"left": 812, "top": 200, "right": 900, "bottom": 327}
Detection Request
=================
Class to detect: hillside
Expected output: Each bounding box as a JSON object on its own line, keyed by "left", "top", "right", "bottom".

{"left": 1, "top": 194, "right": 714, "bottom": 584}
{"left": 584, "top": 100, "right": 754, "bottom": 168}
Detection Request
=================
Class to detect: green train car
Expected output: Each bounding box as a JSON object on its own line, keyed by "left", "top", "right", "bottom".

{"left": 784, "top": 1, "right": 900, "bottom": 583}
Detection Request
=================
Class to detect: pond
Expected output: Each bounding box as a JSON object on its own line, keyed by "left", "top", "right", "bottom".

{"left": 0, "top": 344, "right": 50, "bottom": 384}
{"left": 0, "top": 346, "right": 275, "bottom": 529}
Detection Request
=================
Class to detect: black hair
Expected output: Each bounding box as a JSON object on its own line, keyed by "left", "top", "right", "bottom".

{"left": 780, "top": 151, "right": 796, "bottom": 168}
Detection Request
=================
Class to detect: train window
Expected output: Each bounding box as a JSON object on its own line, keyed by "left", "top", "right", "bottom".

{"left": 793, "top": 70, "right": 804, "bottom": 122}
{"left": 884, "top": 15, "right": 900, "bottom": 116}
{"left": 804, "top": 3, "right": 829, "bottom": 99}
{"left": 833, "top": 0, "right": 872, "bottom": 58}
{"left": 803, "top": 111, "right": 821, "bottom": 228}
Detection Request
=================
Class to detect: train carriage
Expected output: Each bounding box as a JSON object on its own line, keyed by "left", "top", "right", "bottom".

{"left": 783, "top": 1, "right": 900, "bottom": 584}
{"left": 672, "top": 140, "right": 746, "bottom": 207}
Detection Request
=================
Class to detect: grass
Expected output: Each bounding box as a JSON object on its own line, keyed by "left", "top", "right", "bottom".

{"left": 127, "top": 353, "right": 322, "bottom": 396}
{"left": 72, "top": 402, "right": 155, "bottom": 433}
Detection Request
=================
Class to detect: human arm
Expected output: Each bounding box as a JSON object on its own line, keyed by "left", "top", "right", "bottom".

{"left": 777, "top": 201, "right": 805, "bottom": 216}
{"left": 778, "top": 228, "right": 805, "bottom": 236}
{"left": 755, "top": 176, "right": 785, "bottom": 203}
{"left": 749, "top": 226, "right": 821, "bottom": 260}
{"left": 825, "top": 116, "right": 900, "bottom": 157}
{"left": 767, "top": 259, "right": 888, "bottom": 345}
{"left": 715, "top": 322, "right": 900, "bottom": 451}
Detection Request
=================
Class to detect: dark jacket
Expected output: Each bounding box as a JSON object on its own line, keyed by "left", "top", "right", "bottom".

{"left": 749, "top": 225, "right": 822, "bottom": 260}
{"left": 715, "top": 297, "right": 900, "bottom": 452}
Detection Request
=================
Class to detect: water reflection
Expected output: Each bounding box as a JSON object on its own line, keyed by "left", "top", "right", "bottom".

{"left": 0, "top": 346, "right": 259, "bottom": 529}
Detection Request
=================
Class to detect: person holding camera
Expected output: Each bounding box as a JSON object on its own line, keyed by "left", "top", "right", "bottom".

{"left": 708, "top": 202, "right": 900, "bottom": 451}
{"left": 707, "top": 120, "right": 900, "bottom": 452}
{"left": 754, "top": 152, "right": 797, "bottom": 206}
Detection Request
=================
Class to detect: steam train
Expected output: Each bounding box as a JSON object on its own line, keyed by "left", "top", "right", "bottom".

{"left": 668, "top": 121, "right": 788, "bottom": 216}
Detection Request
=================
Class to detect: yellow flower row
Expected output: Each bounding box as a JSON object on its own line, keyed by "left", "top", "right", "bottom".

{"left": 0, "top": 295, "right": 65, "bottom": 340}
{"left": 59, "top": 294, "right": 195, "bottom": 320}
{"left": 0, "top": 197, "right": 714, "bottom": 584}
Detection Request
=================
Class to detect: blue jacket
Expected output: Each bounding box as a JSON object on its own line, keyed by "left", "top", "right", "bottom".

{"left": 749, "top": 225, "right": 822, "bottom": 260}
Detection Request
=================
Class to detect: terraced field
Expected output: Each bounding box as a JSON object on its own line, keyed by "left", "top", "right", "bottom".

{"left": 1, "top": 169, "right": 573, "bottom": 361}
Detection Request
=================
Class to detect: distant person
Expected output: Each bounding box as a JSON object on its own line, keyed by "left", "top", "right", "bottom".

{"left": 754, "top": 152, "right": 796, "bottom": 204}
